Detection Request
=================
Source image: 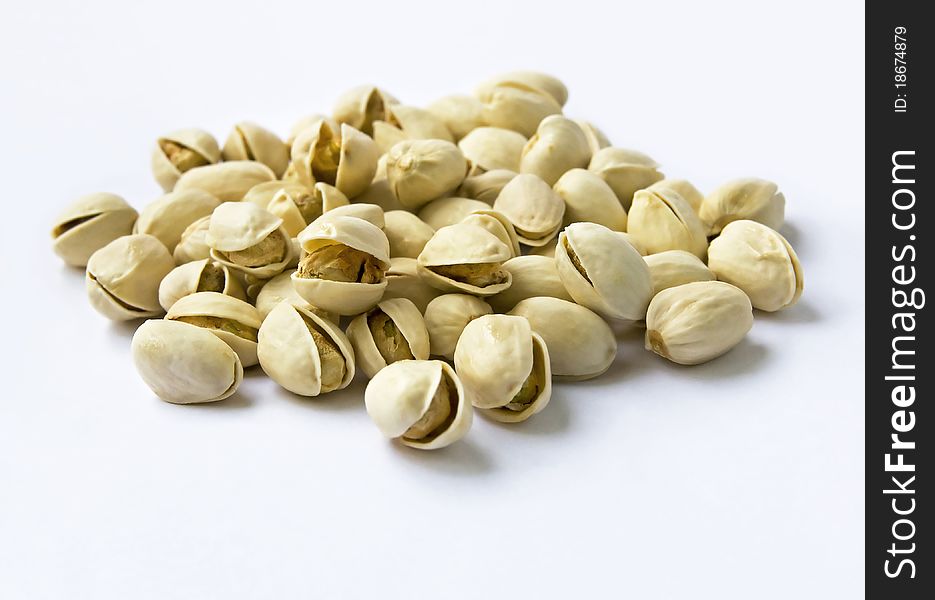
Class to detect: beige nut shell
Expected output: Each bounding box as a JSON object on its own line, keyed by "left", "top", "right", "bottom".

{"left": 173, "top": 216, "right": 212, "bottom": 264}
{"left": 459, "top": 209, "right": 521, "bottom": 258}
{"left": 554, "top": 168, "right": 628, "bottom": 231}
{"left": 384, "top": 210, "right": 435, "bottom": 259}
{"left": 222, "top": 121, "right": 289, "bottom": 177}
{"left": 267, "top": 183, "right": 350, "bottom": 237}
{"left": 648, "top": 179, "right": 705, "bottom": 214}
{"left": 699, "top": 178, "right": 786, "bottom": 235}
{"left": 418, "top": 197, "right": 489, "bottom": 230}
{"left": 158, "top": 258, "right": 246, "bottom": 311}
{"left": 51, "top": 192, "right": 138, "bottom": 267}
{"left": 86, "top": 234, "right": 175, "bottom": 321}
{"left": 166, "top": 291, "right": 262, "bottom": 367}
{"left": 457, "top": 169, "right": 517, "bottom": 204}
{"left": 493, "top": 173, "right": 565, "bottom": 246}
{"left": 588, "top": 147, "right": 663, "bottom": 210}
{"left": 385, "top": 139, "right": 468, "bottom": 210}
{"left": 458, "top": 127, "right": 527, "bottom": 173}
{"left": 135, "top": 189, "right": 221, "bottom": 252}
{"left": 206, "top": 202, "right": 283, "bottom": 252}
{"left": 332, "top": 85, "right": 399, "bottom": 136}
{"left": 174, "top": 160, "right": 276, "bottom": 202}
{"left": 644, "top": 250, "right": 715, "bottom": 295}
{"left": 372, "top": 104, "right": 454, "bottom": 152}
{"left": 520, "top": 115, "right": 591, "bottom": 186}
{"left": 488, "top": 255, "right": 574, "bottom": 313}
{"left": 628, "top": 188, "right": 709, "bottom": 259}
{"left": 417, "top": 223, "right": 513, "bottom": 296}
{"left": 312, "top": 203, "right": 385, "bottom": 230}
{"left": 426, "top": 94, "right": 485, "bottom": 141}
{"left": 151, "top": 128, "right": 221, "bottom": 192}
{"left": 382, "top": 257, "right": 443, "bottom": 312}
{"left": 575, "top": 120, "right": 611, "bottom": 154}
{"left": 290, "top": 122, "right": 380, "bottom": 199}
{"left": 475, "top": 82, "right": 563, "bottom": 138}
{"left": 346, "top": 298, "right": 431, "bottom": 379}
{"left": 254, "top": 270, "right": 338, "bottom": 323}
{"left": 479, "top": 71, "right": 569, "bottom": 107}
{"left": 424, "top": 293, "right": 493, "bottom": 360}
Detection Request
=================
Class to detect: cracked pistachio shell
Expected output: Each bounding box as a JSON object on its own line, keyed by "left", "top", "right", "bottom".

{"left": 158, "top": 258, "right": 246, "bottom": 311}
{"left": 424, "top": 294, "right": 493, "bottom": 360}
{"left": 312, "top": 203, "right": 385, "bottom": 230}
{"left": 385, "top": 139, "right": 468, "bottom": 210}
{"left": 222, "top": 121, "right": 289, "bottom": 177}
{"left": 509, "top": 297, "right": 615, "bottom": 381}
{"left": 287, "top": 114, "right": 340, "bottom": 145}
{"left": 645, "top": 281, "right": 753, "bottom": 365}
{"left": 206, "top": 203, "right": 295, "bottom": 279}
{"left": 475, "top": 82, "right": 563, "bottom": 137}
{"left": 257, "top": 301, "right": 356, "bottom": 396}
{"left": 458, "top": 127, "right": 527, "bottom": 173}
{"left": 384, "top": 210, "right": 435, "bottom": 259}
{"left": 354, "top": 177, "right": 407, "bottom": 212}
{"left": 618, "top": 232, "right": 647, "bottom": 256}
{"left": 132, "top": 319, "right": 243, "bottom": 404}
{"left": 135, "top": 189, "right": 221, "bottom": 252}
{"left": 347, "top": 298, "right": 431, "bottom": 379}
{"left": 699, "top": 178, "right": 786, "bottom": 235}
{"left": 332, "top": 85, "right": 399, "bottom": 136}
{"left": 173, "top": 216, "right": 212, "bottom": 264}
{"left": 575, "top": 120, "right": 611, "bottom": 154}
{"left": 554, "top": 168, "right": 628, "bottom": 231}
{"left": 416, "top": 223, "right": 513, "bottom": 296}
{"left": 555, "top": 222, "right": 653, "bottom": 321}
{"left": 453, "top": 314, "right": 552, "bottom": 423}
{"left": 707, "top": 220, "right": 804, "bottom": 312}
{"left": 459, "top": 209, "right": 521, "bottom": 258}
{"left": 457, "top": 169, "right": 517, "bottom": 204}
{"left": 479, "top": 71, "right": 569, "bottom": 107}
{"left": 382, "top": 257, "right": 443, "bottom": 312}
{"left": 488, "top": 255, "right": 573, "bottom": 313}
{"left": 426, "top": 95, "right": 485, "bottom": 141}
{"left": 365, "top": 360, "right": 472, "bottom": 450}
{"left": 86, "top": 234, "right": 175, "bottom": 321}
{"left": 175, "top": 161, "right": 276, "bottom": 202}
{"left": 151, "top": 128, "right": 221, "bottom": 192}
{"left": 51, "top": 192, "right": 138, "bottom": 267}
{"left": 373, "top": 104, "right": 454, "bottom": 153}
{"left": 166, "top": 291, "right": 262, "bottom": 367}
{"left": 418, "top": 197, "right": 489, "bottom": 230}
{"left": 268, "top": 183, "right": 350, "bottom": 237}
{"left": 520, "top": 115, "right": 591, "bottom": 186}
{"left": 290, "top": 121, "right": 380, "bottom": 199}
{"left": 627, "top": 188, "right": 708, "bottom": 259}
{"left": 242, "top": 180, "right": 304, "bottom": 208}
{"left": 254, "top": 270, "right": 338, "bottom": 323}
{"left": 588, "top": 147, "right": 664, "bottom": 210}
{"left": 644, "top": 250, "right": 715, "bottom": 295}
{"left": 648, "top": 179, "right": 704, "bottom": 214}
{"left": 492, "top": 173, "right": 565, "bottom": 246}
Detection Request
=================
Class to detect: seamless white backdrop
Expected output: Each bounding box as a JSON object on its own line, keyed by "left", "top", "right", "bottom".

{"left": 0, "top": 1, "right": 864, "bottom": 598}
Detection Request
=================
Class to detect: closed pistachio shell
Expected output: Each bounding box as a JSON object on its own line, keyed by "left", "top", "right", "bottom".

{"left": 385, "top": 139, "right": 468, "bottom": 210}
{"left": 457, "top": 169, "right": 517, "bottom": 203}
{"left": 488, "top": 255, "right": 573, "bottom": 313}
{"left": 475, "top": 82, "right": 563, "bottom": 137}
{"left": 588, "top": 147, "right": 664, "bottom": 210}
{"left": 51, "top": 193, "right": 138, "bottom": 267}
{"left": 424, "top": 294, "right": 493, "bottom": 360}
{"left": 373, "top": 104, "right": 454, "bottom": 152}
{"left": 628, "top": 188, "right": 709, "bottom": 259}
{"left": 644, "top": 250, "right": 715, "bottom": 295}
{"left": 459, "top": 209, "right": 521, "bottom": 258}
{"left": 312, "top": 203, "right": 385, "bottom": 230}
{"left": 384, "top": 210, "right": 435, "bottom": 258}
{"left": 132, "top": 319, "right": 243, "bottom": 404}
{"left": 151, "top": 128, "right": 220, "bottom": 192}
{"left": 173, "top": 216, "right": 212, "bottom": 264}
{"left": 458, "top": 127, "right": 527, "bottom": 173}
{"left": 222, "top": 121, "right": 289, "bottom": 177}
{"left": 290, "top": 121, "right": 380, "bottom": 199}
{"left": 417, "top": 223, "right": 513, "bottom": 296}
{"left": 365, "top": 360, "right": 472, "bottom": 450}
{"left": 243, "top": 180, "right": 306, "bottom": 208}
{"left": 158, "top": 258, "right": 246, "bottom": 312}
{"left": 418, "top": 196, "right": 489, "bottom": 230}
{"left": 382, "top": 257, "right": 443, "bottom": 312}
{"left": 699, "top": 178, "right": 786, "bottom": 235}
{"left": 453, "top": 314, "right": 551, "bottom": 422}
{"left": 166, "top": 292, "right": 263, "bottom": 367}
{"left": 645, "top": 281, "right": 754, "bottom": 365}
{"left": 648, "top": 178, "right": 704, "bottom": 213}
{"left": 426, "top": 95, "right": 485, "bottom": 140}
{"left": 206, "top": 203, "right": 295, "bottom": 279}
{"left": 555, "top": 222, "right": 653, "bottom": 321}
{"left": 254, "top": 270, "right": 338, "bottom": 323}
{"left": 174, "top": 160, "right": 276, "bottom": 202}
{"left": 520, "top": 115, "right": 591, "bottom": 186}
{"left": 86, "top": 234, "right": 175, "bottom": 321}
{"left": 575, "top": 119, "right": 611, "bottom": 154}
{"left": 347, "top": 298, "right": 431, "bottom": 379}
{"left": 553, "top": 168, "right": 628, "bottom": 231}
{"left": 267, "top": 183, "right": 350, "bottom": 237}
{"left": 257, "top": 301, "right": 356, "bottom": 396}
{"left": 135, "top": 189, "right": 221, "bottom": 252}
{"left": 354, "top": 177, "right": 407, "bottom": 212}
{"left": 332, "top": 85, "right": 399, "bottom": 136}
{"left": 509, "top": 297, "right": 616, "bottom": 381}
{"left": 492, "top": 173, "right": 565, "bottom": 246}
{"left": 287, "top": 114, "right": 340, "bottom": 145}
{"left": 618, "top": 232, "right": 647, "bottom": 256}
{"left": 707, "top": 220, "right": 803, "bottom": 312}
{"left": 479, "top": 71, "right": 569, "bottom": 107}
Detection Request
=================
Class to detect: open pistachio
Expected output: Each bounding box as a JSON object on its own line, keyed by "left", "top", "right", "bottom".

{"left": 478, "top": 71, "right": 569, "bottom": 107}
{"left": 86, "top": 234, "right": 175, "bottom": 321}
{"left": 644, "top": 250, "right": 715, "bottom": 295}
{"left": 454, "top": 314, "right": 551, "bottom": 423}
{"left": 618, "top": 232, "right": 647, "bottom": 256}
{"left": 174, "top": 160, "right": 276, "bottom": 202}
{"left": 627, "top": 188, "right": 709, "bottom": 259}
{"left": 312, "top": 203, "right": 385, "bottom": 230}
{"left": 254, "top": 270, "right": 338, "bottom": 323}
{"left": 645, "top": 281, "right": 754, "bottom": 365}
{"left": 418, "top": 197, "right": 489, "bottom": 230}
{"left": 267, "top": 183, "right": 350, "bottom": 237}
{"left": 509, "top": 297, "right": 616, "bottom": 381}
{"left": 417, "top": 223, "right": 512, "bottom": 296}
{"left": 158, "top": 258, "right": 246, "bottom": 311}
{"left": 385, "top": 139, "right": 468, "bottom": 210}
{"left": 488, "top": 255, "right": 574, "bottom": 313}
{"left": 457, "top": 169, "right": 517, "bottom": 203}
{"left": 475, "top": 81, "right": 562, "bottom": 137}
{"left": 332, "top": 85, "right": 399, "bottom": 136}
{"left": 206, "top": 202, "right": 295, "bottom": 279}
{"left": 347, "top": 298, "right": 430, "bottom": 379}
{"left": 257, "top": 301, "right": 356, "bottom": 396}
{"left": 553, "top": 168, "right": 628, "bottom": 231}
{"left": 166, "top": 292, "right": 263, "bottom": 367}
{"left": 699, "top": 178, "right": 786, "bottom": 235}
{"left": 707, "top": 220, "right": 804, "bottom": 312}
{"left": 555, "top": 222, "right": 653, "bottom": 321}
{"left": 459, "top": 209, "right": 521, "bottom": 258}
{"left": 365, "top": 360, "right": 472, "bottom": 450}
{"left": 293, "top": 215, "right": 390, "bottom": 315}
{"left": 372, "top": 104, "right": 454, "bottom": 152}
{"left": 287, "top": 114, "right": 340, "bottom": 146}
{"left": 290, "top": 121, "right": 380, "bottom": 199}
{"left": 519, "top": 115, "right": 591, "bottom": 185}
{"left": 384, "top": 210, "right": 435, "bottom": 259}
{"left": 648, "top": 179, "right": 704, "bottom": 213}
{"left": 173, "top": 216, "right": 212, "bottom": 264}
{"left": 457, "top": 127, "right": 527, "bottom": 173}
{"left": 492, "top": 173, "right": 565, "bottom": 246}
{"left": 575, "top": 119, "right": 611, "bottom": 154}
{"left": 151, "top": 128, "right": 220, "bottom": 192}
{"left": 426, "top": 94, "right": 485, "bottom": 141}
{"left": 131, "top": 319, "right": 243, "bottom": 404}
{"left": 222, "top": 121, "right": 290, "bottom": 177}
{"left": 423, "top": 294, "right": 493, "bottom": 360}
{"left": 588, "top": 147, "right": 663, "bottom": 210}
{"left": 135, "top": 189, "right": 221, "bottom": 252}
{"left": 51, "top": 192, "right": 138, "bottom": 267}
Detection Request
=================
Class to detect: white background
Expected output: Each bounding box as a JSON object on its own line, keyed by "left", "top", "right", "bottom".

{"left": 0, "top": 1, "right": 865, "bottom": 598}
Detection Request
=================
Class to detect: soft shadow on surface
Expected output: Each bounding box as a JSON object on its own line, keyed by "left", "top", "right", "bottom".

{"left": 756, "top": 299, "right": 821, "bottom": 324}
{"left": 483, "top": 391, "right": 571, "bottom": 436}
{"left": 780, "top": 222, "right": 806, "bottom": 255}
{"left": 392, "top": 438, "right": 494, "bottom": 475}
{"left": 652, "top": 338, "right": 770, "bottom": 381}
{"left": 275, "top": 378, "right": 366, "bottom": 413}
{"left": 107, "top": 318, "right": 144, "bottom": 338}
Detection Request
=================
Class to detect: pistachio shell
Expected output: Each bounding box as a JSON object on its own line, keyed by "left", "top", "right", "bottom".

{"left": 151, "top": 128, "right": 220, "bottom": 192}
{"left": 424, "top": 294, "right": 493, "bottom": 360}
{"left": 426, "top": 95, "right": 485, "bottom": 140}
{"left": 135, "top": 189, "right": 221, "bottom": 252}
{"left": 459, "top": 209, "right": 521, "bottom": 258}
{"left": 475, "top": 82, "right": 562, "bottom": 137}
{"left": 648, "top": 178, "right": 704, "bottom": 213}
{"left": 519, "top": 115, "right": 591, "bottom": 185}
{"left": 575, "top": 119, "right": 611, "bottom": 154}
{"left": 354, "top": 177, "right": 407, "bottom": 212}
{"left": 158, "top": 259, "right": 247, "bottom": 311}
{"left": 51, "top": 192, "right": 138, "bottom": 267}
{"left": 479, "top": 71, "right": 569, "bottom": 107}
{"left": 627, "top": 188, "right": 709, "bottom": 259}
{"left": 206, "top": 203, "right": 295, "bottom": 279}
{"left": 644, "top": 250, "right": 715, "bottom": 295}
{"left": 347, "top": 298, "right": 431, "bottom": 379}
{"left": 173, "top": 216, "right": 212, "bottom": 264}
{"left": 417, "top": 223, "right": 513, "bottom": 296}
{"left": 166, "top": 291, "right": 262, "bottom": 367}
{"left": 385, "top": 139, "right": 468, "bottom": 210}
{"left": 290, "top": 121, "right": 380, "bottom": 199}
{"left": 458, "top": 127, "right": 527, "bottom": 173}
{"left": 287, "top": 114, "right": 340, "bottom": 146}
{"left": 617, "top": 232, "right": 647, "bottom": 256}
{"left": 457, "top": 169, "right": 517, "bottom": 203}
{"left": 174, "top": 160, "right": 276, "bottom": 202}
{"left": 254, "top": 270, "right": 338, "bottom": 323}
{"left": 588, "top": 147, "right": 664, "bottom": 210}
{"left": 242, "top": 180, "right": 305, "bottom": 208}
{"left": 699, "top": 178, "right": 786, "bottom": 235}
{"left": 86, "top": 234, "right": 175, "bottom": 321}
{"left": 553, "top": 168, "right": 628, "bottom": 231}
{"left": 382, "top": 257, "right": 443, "bottom": 312}
{"left": 222, "top": 121, "right": 289, "bottom": 177}
{"left": 267, "top": 183, "right": 348, "bottom": 237}
{"left": 332, "top": 85, "right": 399, "bottom": 136}
{"left": 418, "top": 196, "right": 489, "bottom": 230}
{"left": 488, "top": 255, "right": 573, "bottom": 313}
{"left": 312, "top": 203, "right": 385, "bottom": 230}
{"left": 372, "top": 104, "right": 454, "bottom": 152}
{"left": 492, "top": 173, "right": 565, "bottom": 246}
{"left": 527, "top": 239, "right": 557, "bottom": 258}
{"left": 384, "top": 210, "right": 435, "bottom": 258}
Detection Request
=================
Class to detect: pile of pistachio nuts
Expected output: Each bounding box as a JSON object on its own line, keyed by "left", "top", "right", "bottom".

{"left": 51, "top": 71, "right": 803, "bottom": 450}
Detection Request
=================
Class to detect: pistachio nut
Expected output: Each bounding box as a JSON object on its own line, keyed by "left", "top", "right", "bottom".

{"left": 648, "top": 178, "right": 704, "bottom": 213}
{"left": 354, "top": 177, "right": 407, "bottom": 212}
{"left": 242, "top": 181, "right": 303, "bottom": 208}
{"left": 158, "top": 258, "right": 247, "bottom": 312}
{"left": 627, "top": 188, "right": 708, "bottom": 259}
{"left": 174, "top": 160, "right": 276, "bottom": 202}
{"left": 418, "top": 196, "right": 489, "bottom": 230}
{"left": 257, "top": 301, "right": 356, "bottom": 396}
{"left": 645, "top": 281, "right": 754, "bottom": 365}
{"left": 588, "top": 147, "right": 664, "bottom": 210}
{"left": 416, "top": 223, "right": 513, "bottom": 296}
{"left": 221, "top": 121, "right": 290, "bottom": 177}
{"left": 135, "top": 189, "right": 221, "bottom": 252}
{"left": 173, "top": 215, "right": 212, "bottom": 264}
{"left": 459, "top": 209, "right": 521, "bottom": 258}
{"left": 475, "top": 82, "right": 563, "bottom": 137}
{"left": 423, "top": 293, "right": 493, "bottom": 360}
{"left": 457, "top": 127, "right": 527, "bottom": 173}
{"left": 287, "top": 114, "right": 340, "bottom": 145}
{"left": 267, "top": 183, "right": 350, "bottom": 237}
{"left": 166, "top": 291, "right": 263, "bottom": 367}
{"left": 312, "top": 203, "right": 385, "bottom": 230}
{"left": 478, "top": 71, "right": 569, "bottom": 107}
{"left": 131, "top": 319, "right": 243, "bottom": 404}
{"left": 385, "top": 139, "right": 468, "bottom": 210}
{"left": 150, "top": 128, "right": 220, "bottom": 192}
{"left": 365, "top": 360, "right": 472, "bottom": 450}
{"left": 453, "top": 314, "right": 551, "bottom": 423}
{"left": 457, "top": 169, "right": 517, "bottom": 204}
{"left": 554, "top": 222, "right": 653, "bottom": 321}
{"left": 575, "top": 119, "right": 611, "bottom": 154}
{"left": 254, "top": 270, "right": 338, "bottom": 323}
{"left": 707, "top": 220, "right": 804, "bottom": 312}
{"left": 372, "top": 104, "right": 454, "bottom": 152}
{"left": 527, "top": 239, "right": 557, "bottom": 258}
{"left": 487, "top": 255, "right": 574, "bottom": 313}
{"left": 382, "top": 257, "right": 443, "bottom": 312}
{"left": 86, "top": 234, "right": 175, "bottom": 321}
{"left": 332, "top": 85, "right": 399, "bottom": 136}
{"left": 699, "top": 178, "right": 786, "bottom": 235}
{"left": 206, "top": 202, "right": 295, "bottom": 279}
{"left": 384, "top": 210, "right": 435, "bottom": 259}
{"left": 618, "top": 231, "right": 647, "bottom": 256}
{"left": 519, "top": 115, "right": 591, "bottom": 185}
{"left": 51, "top": 192, "right": 138, "bottom": 267}
{"left": 492, "top": 173, "right": 565, "bottom": 246}
{"left": 509, "top": 297, "right": 616, "bottom": 381}
{"left": 290, "top": 121, "right": 380, "bottom": 199}
{"left": 426, "top": 94, "right": 485, "bottom": 141}
{"left": 347, "top": 298, "right": 431, "bottom": 379}
{"left": 644, "top": 250, "right": 715, "bottom": 295}
{"left": 553, "top": 168, "right": 628, "bottom": 231}
{"left": 293, "top": 215, "right": 390, "bottom": 315}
